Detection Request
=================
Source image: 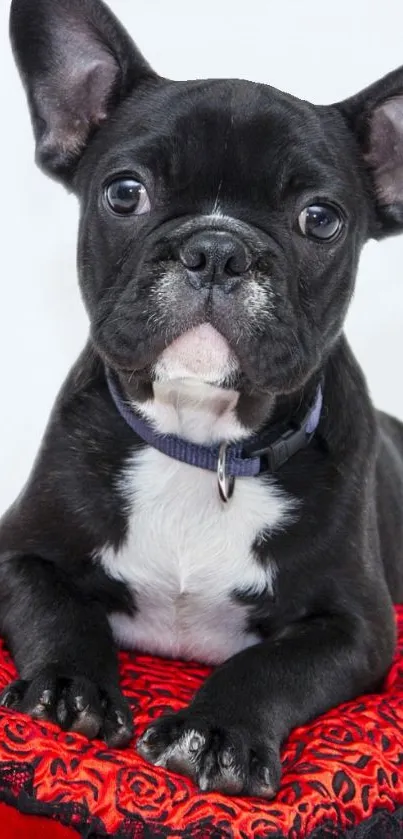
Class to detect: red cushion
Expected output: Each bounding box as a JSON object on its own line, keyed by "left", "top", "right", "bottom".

{"left": 0, "top": 609, "right": 403, "bottom": 838}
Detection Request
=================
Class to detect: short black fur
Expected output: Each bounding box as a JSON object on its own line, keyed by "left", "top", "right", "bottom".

{"left": 2, "top": 0, "right": 403, "bottom": 798}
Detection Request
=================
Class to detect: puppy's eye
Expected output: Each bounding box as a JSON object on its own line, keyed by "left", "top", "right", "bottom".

{"left": 298, "top": 204, "right": 343, "bottom": 241}
{"left": 105, "top": 177, "right": 151, "bottom": 216}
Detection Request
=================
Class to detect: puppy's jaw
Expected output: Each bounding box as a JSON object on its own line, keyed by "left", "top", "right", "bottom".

{"left": 153, "top": 323, "right": 239, "bottom": 386}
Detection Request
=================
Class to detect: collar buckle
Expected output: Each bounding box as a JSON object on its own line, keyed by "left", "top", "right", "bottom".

{"left": 257, "top": 424, "right": 314, "bottom": 472}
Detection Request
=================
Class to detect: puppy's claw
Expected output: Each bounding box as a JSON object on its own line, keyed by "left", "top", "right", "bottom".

{"left": 0, "top": 681, "right": 26, "bottom": 709}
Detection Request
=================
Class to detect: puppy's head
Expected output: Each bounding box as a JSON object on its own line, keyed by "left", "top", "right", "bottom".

{"left": 10, "top": 0, "right": 403, "bottom": 401}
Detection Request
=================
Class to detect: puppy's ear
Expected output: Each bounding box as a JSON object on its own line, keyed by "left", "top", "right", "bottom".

{"left": 336, "top": 67, "right": 403, "bottom": 238}
{"left": 10, "top": 0, "right": 157, "bottom": 185}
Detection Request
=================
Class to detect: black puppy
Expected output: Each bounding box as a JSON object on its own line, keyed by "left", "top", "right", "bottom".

{"left": 2, "top": 0, "right": 403, "bottom": 798}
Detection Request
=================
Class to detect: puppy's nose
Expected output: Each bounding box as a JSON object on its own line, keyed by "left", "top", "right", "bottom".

{"left": 179, "top": 231, "right": 251, "bottom": 292}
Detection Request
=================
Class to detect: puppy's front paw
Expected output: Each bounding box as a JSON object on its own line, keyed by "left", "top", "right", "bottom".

{"left": 137, "top": 711, "right": 280, "bottom": 797}
{"left": 0, "top": 669, "right": 133, "bottom": 748}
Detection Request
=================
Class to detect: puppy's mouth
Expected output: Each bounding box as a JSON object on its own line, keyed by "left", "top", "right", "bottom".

{"left": 153, "top": 323, "right": 240, "bottom": 386}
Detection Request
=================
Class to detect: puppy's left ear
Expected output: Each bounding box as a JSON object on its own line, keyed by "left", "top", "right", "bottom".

{"left": 337, "top": 66, "right": 403, "bottom": 238}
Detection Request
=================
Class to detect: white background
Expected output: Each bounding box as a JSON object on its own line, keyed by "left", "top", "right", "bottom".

{"left": 0, "top": 0, "right": 402, "bottom": 514}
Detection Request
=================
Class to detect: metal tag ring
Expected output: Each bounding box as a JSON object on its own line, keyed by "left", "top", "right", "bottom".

{"left": 217, "top": 442, "right": 235, "bottom": 503}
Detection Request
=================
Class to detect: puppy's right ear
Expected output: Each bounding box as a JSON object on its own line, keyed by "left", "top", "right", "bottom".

{"left": 10, "top": 0, "right": 158, "bottom": 185}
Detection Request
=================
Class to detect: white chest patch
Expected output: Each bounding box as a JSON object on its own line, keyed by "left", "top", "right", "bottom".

{"left": 99, "top": 375, "right": 295, "bottom": 665}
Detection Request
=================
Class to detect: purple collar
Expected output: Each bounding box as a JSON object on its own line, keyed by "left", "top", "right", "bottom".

{"left": 106, "top": 370, "right": 323, "bottom": 502}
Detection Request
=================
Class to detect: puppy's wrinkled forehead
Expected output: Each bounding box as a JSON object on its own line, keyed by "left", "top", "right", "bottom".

{"left": 84, "top": 79, "right": 351, "bottom": 207}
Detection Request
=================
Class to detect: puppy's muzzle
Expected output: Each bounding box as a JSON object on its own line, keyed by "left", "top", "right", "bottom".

{"left": 179, "top": 230, "right": 252, "bottom": 293}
